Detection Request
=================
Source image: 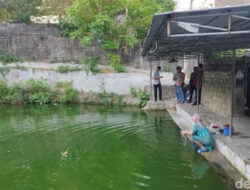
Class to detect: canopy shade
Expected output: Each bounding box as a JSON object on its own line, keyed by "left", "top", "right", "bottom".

{"left": 142, "top": 4, "right": 250, "bottom": 58}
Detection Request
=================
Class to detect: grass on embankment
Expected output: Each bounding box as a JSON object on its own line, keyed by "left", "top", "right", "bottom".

{"left": 0, "top": 79, "right": 126, "bottom": 106}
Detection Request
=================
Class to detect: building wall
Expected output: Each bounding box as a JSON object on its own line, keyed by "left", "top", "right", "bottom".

{"left": 175, "top": 0, "right": 250, "bottom": 11}
{"left": 174, "top": 0, "right": 214, "bottom": 11}
{"left": 215, "top": 0, "right": 250, "bottom": 7}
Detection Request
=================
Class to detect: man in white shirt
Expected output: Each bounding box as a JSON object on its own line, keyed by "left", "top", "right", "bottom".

{"left": 153, "top": 66, "right": 163, "bottom": 101}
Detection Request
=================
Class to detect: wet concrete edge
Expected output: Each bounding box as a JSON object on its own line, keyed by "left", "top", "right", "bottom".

{"left": 167, "top": 108, "right": 247, "bottom": 190}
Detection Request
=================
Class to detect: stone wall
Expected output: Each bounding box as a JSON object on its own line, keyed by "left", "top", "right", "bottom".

{"left": 0, "top": 22, "right": 107, "bottom": 62}
{"left": 0, "top": 22, "right": 184, "bottom": 72}
{"left": 202, "top": 57, "right": 247, "bottom": 117}
{"left": 202, "top": 71, "right": 231, "bottom": 117}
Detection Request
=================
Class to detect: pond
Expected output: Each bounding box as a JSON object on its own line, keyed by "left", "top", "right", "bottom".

{"left": 0, "top": 105, "right": 230, "bottom": 190}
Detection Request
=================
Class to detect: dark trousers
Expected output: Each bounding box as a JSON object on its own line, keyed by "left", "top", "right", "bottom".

{"left": 154, "top": 84, "right": 162, "bottom": 101}
{"left": 189, "top": 84, "right": 196, "bottom": 103}
{"left": 194, "top": 87, "right": 202, "bottom": 104}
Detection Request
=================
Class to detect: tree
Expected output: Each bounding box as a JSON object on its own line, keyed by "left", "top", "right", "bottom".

{"left": 0, "top": 0, "right": 42, "bottom": 22}
{"left": 60, "top": 0, "right": 175, "bottom": 72}
{"left": 39, "top": 0, "right": 73, "bottom": 16}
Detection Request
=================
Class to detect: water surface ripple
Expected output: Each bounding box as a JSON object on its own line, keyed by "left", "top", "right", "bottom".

{"left": 0, "top": 105, "right": 230, "bottom": 190}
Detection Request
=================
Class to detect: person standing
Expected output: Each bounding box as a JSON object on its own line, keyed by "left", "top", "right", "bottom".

{"left": 153, "top": 66, "right": 163, "bottom": 101}
{"left": 173, "top": 67, "right": 180, "bottom": 103}
{"left": 177, "top": 67, "right": 186, "bottom": 103}
{"left": 193, "top": 64, "right": 203, "bottom": 105}
{"left": 189, "top": 67, "right": 198, "bottom": 103}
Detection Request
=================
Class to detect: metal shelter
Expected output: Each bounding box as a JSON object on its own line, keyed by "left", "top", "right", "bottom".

{"left": 142, "top": 4, "right": 250, "bottom": 138}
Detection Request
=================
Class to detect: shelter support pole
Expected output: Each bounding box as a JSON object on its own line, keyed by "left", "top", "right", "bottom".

{"left": 230, "top": 49, "right": 236, "bottom": 138}
{"left": 228, "top": 15, "right": 232, "bottom": 33}
{"left": 197, "top": 54, "right": 200, "bottom": 114}
{"left": 167, "top": 19, "right": 171, "bottom": 37}
{"left": 150, "top": 60, "right": 153, "bottom": 100}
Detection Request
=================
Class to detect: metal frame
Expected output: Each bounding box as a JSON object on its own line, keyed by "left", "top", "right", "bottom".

{"left": 167, "top": 15, "right": 250, "bottom": 38}
{"left": 142, "top": 5, "right": 250, "bottom": 57}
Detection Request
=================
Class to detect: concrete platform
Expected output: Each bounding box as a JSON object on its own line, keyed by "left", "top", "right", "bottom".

{"left": 168, "top": 103, "right": 250, "bottom": 182}
{"left": 142, "top": 100, "right": 176, "bottom": 111}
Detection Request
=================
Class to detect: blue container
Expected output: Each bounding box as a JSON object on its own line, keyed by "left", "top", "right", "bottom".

{"left": 223, "top": 126, "right": 234, "bottom": 136}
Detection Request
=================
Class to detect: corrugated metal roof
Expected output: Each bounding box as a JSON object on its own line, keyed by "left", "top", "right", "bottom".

{"left": 142, "top": 4, "right": 250, "bottom": 58}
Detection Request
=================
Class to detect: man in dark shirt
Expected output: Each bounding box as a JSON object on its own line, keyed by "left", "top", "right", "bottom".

{"left": 189, "top": 67, "right": 198, "bottom": 103}
{"left": 193, "top": 64, "right": 203, "bottom": 105}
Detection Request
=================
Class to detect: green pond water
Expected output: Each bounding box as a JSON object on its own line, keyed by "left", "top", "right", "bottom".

{"left": 0, "top": 105, "right": 230, "bottom": 190}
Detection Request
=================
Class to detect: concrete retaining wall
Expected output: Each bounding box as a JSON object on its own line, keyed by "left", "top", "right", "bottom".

{"left": 0, "top": 63, "right": 175, "bottom": 95}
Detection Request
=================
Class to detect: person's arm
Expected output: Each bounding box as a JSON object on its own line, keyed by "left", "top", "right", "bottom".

{"left": 181, "top": 124, "right": 198, "bottom": 136}
{"left": 181, "top": 130, "right": 193, "bottom": 136}
{"left": 173, "top": 73, "right": 177, "bottom": 81}
{"left": 154, "top": 72, "right": 163, "bottom": 79}
{"left": 154, "top": 76, "right": 163, "bottom": 79}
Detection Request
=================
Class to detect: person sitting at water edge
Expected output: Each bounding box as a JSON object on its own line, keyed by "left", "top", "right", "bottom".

{"left": 153, "top": 66, "right": 163, "bottom": 101}
{"left": 181, "top": 114, "right": 213, "bottom": 153}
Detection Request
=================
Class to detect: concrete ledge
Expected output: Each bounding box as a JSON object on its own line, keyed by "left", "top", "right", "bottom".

{"left": 173, "top": 104, "right": 250, "bottom": 182}
{"left": 167, "top": 105, "right": 249, "bottom": 188}
{"left": 142, "top": 99, "right": 176, "bottom": 111}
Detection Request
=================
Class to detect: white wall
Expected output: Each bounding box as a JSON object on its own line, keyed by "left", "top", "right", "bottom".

{"left": 175, "top": 0, "right": 215, "bottom": 11}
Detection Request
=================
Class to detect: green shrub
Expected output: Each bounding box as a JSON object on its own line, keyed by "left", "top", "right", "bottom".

{"left": 6, "top": 84, "right": 23, "bottom": 104}
{"left": 163, "top": 65, "right": 170, "bottom": 72}
{"left": 97, "top": 81, "right": 125, "bottom": 106}
{"left": 29, "top": 56, "right": 36, "bottom": 61}
{"left": 24, "top": 79, "right": 52, "bottom": 104}
{"left": 83, "top": 57, "right": 101, "bottom": 75}
{"left": 57, "top": 18, "right": 78, "bottom": 37}
{"left": 137, "top": 89, "right": 150, "bottom": 107}
{"left": 0, "top": 0, "right": 41, "bottom": 22}
{"left": 58, "top": 82, "right": 79, "bottom": 103}
{"left": 57, "top": 65, "right": 82, "bottom": 73}
{"left": 55, "top": 82, "right": 71, "bottom": 88}
{"left": 101, "top": 40, "right": 120, "bottom": 50}
{"left": 0, "top": 79, "right": 81, "bottom": 105}
{"left": 50, "top": 57, "right": 59, "bottom": 64}
{"left": 130, "top": 86, "right": 137, "bottom": 97}
{"left": 0, "top": 66, "right": 10, "bottom": 78}
{"left": 107, "top": 53, "right": 125, "bottom": 73}
{"left": 129, "top": 86, "right": 150, "bottom": 107}
{"left": 0, "top": 80, "right": 8, "bottom": 103}
{"left": 0, "top": 49, "right": 19, "bottom": 64}
{"left": 57, "top": 65, "right": 69, "bottom": 73}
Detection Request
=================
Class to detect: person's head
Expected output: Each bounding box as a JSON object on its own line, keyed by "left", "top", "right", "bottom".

{"left": 192, "top": 114, "right": 205, "bottom": 127}
{"left": 176, "top": 66, "right": 182, "bottom": 73}
{"left": 199, "top": 64, "right": 203, "bottom": 70}
{"left": 157, "top": 66, "right": 161, "bottom": 71}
